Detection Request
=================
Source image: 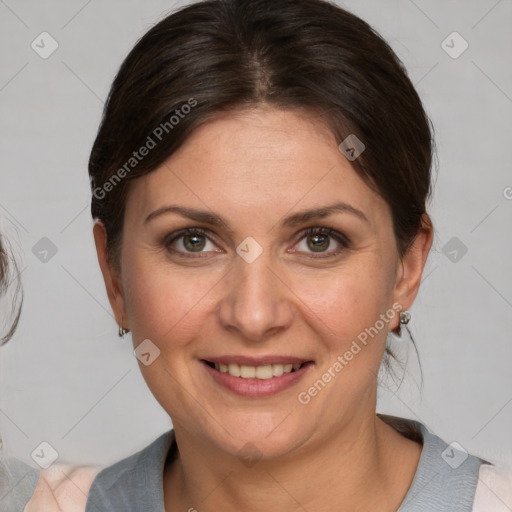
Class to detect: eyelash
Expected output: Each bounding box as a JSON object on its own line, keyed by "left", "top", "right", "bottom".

{"left": 164, "top": 226, "right": 350, "bottom": 259}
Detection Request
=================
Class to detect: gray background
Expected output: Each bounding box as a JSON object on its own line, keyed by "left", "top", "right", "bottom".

{"left": 0, "top": 0, "right": 511, "bottom": 469}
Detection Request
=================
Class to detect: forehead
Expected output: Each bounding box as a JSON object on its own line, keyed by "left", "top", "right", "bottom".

{"left": 126, "top": 108, "right": 389, "bottom": 232}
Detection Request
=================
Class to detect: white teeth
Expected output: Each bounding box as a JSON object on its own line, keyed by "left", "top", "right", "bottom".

{"left": 255, "top": 365, "right": 273, "bottom": 379}
{"left": 272, "top": 364, "right": 284, "bottom": 377}
{"left": 213, "top": 362, "right": 304, "bottom": 380}
{"left": 240, "top": 365, "right": 256, "bottom": 378}
{"left": 228, "top": 363, "right": 240, "bottom": 377}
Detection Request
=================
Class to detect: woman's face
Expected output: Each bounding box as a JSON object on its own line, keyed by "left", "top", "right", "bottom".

{"left": 96, "top": 107, "right": 430, "bottom": 458}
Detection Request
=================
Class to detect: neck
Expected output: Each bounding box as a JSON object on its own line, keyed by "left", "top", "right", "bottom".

{"left": 164, "top": 410, "right": 422, "bottom": 512}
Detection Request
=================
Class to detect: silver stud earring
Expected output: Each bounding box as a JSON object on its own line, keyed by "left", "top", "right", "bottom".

{"left": 118, "top": 318, "right": 129, "bottom": 338}
{"left": 399, "top": 311, "right": 411, "bottom": 325}
{"left": 393, "top": 310, "right": 411, "bottom": 337}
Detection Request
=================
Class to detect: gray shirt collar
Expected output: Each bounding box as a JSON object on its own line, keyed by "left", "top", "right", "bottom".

{"left": 86, "top": 416, "right": 485, "bottom": 511}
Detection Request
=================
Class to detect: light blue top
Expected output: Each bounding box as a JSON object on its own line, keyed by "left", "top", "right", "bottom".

{"left": 0, "top": 455, "right": 39, "bottom": 512}
{"left": 86, "top": 416, "right": 486, "bottom": 511}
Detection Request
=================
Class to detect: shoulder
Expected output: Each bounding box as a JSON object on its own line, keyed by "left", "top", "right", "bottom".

{"left": 88, "top": 431, "right": 173, "bottom": 492}
{"left": 24, "top": 464, "right": 98, "bottom": 512}
{"left": 379, "top": 415, "right": 485, "bottom": 511}
{"left": 472, "top": 463, "right": 512, "bottom": 512}
{"left": 85, "top": 430, "right": 175, "bottom": 512}
{"left": 0, "top": 457, "right": 39, "bottom": 512}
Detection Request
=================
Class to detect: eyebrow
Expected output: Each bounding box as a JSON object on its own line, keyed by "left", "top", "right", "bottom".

{"left": 144, "top": 201, "right": 369, "bottom": 229}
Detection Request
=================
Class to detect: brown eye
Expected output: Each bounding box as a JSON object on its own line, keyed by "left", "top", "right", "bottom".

{"left": 292, "top": 227, "right": 349, "bottom": 258}
{"left": 165, "top": 228, "right": 219, "bottom": 257}
{"left": 183, "top": 232, "right": 206, "bottom": 252}
{"left": 307, "top": 233, "right": 330, "bottom": 252}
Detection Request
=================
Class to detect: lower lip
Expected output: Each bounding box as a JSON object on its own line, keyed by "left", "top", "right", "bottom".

{"left": 202, "top": 361, "right": 313, "bottom": 397}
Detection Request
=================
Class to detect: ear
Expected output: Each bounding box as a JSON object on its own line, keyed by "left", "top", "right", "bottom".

{"left": 93, "top": 221, "right": 128, "bottom": 330}
{"left": 391, "top": 214, "right": 434, "bottom": 329}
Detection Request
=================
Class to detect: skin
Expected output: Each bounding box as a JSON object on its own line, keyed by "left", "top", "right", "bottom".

{"left": 94, "top": 106, "right": 433, "bottom": 511}
{"left": 25, "top": 465, "right": 97, "bottom": 512}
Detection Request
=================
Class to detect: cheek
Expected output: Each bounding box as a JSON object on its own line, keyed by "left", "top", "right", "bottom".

{"left": 293, "top": 258, "right": 394, "bottom": 340}
{"left": 122, "top": 253, "right": 221, "bottom": 345}
{"left": 288, "top": 264, "right": 395, "bottom": 420}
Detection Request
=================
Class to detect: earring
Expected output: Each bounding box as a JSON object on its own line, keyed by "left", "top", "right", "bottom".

{"left": 399, "top": 311, "right": 411, "bottom": 325}
{"left": 393, "top": 310, "right": 411, "bottom": 337}
{"left": 118, "top": 318, "right": 129, "bottom": 338}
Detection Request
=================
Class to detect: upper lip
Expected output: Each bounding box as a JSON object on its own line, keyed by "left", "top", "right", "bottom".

{"left": 202, "top": 356, "right": 312, "bottom": 366}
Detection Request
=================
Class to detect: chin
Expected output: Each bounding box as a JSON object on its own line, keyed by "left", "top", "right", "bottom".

{"left": 197, "top": 409, "right": 313, "bottom": 462}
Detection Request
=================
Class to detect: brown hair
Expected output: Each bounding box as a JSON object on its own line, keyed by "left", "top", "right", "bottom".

{"left": 88, "top": 0, "right": 435, "bottom": 374}
{"left": 0, "top": 235, "right": 23, "bottom": 346}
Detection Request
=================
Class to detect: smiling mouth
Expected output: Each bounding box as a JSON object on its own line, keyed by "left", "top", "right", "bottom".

{"left": 203, "top": 361, "right": 312, "bottom": 380}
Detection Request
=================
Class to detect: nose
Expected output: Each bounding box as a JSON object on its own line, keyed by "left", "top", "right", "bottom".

{"left": 217, "top": 252, "right": 294, "bottom": 343}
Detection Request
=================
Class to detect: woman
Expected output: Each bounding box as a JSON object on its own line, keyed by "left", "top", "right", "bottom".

{"left": 0, "top": 235, "right": 39, "bottom": 510}
{"left": 86, "top": 0, "right": 511, "bottom": 510}
{"left": 0, "top": 235, "right": 97, "bottom": 511}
